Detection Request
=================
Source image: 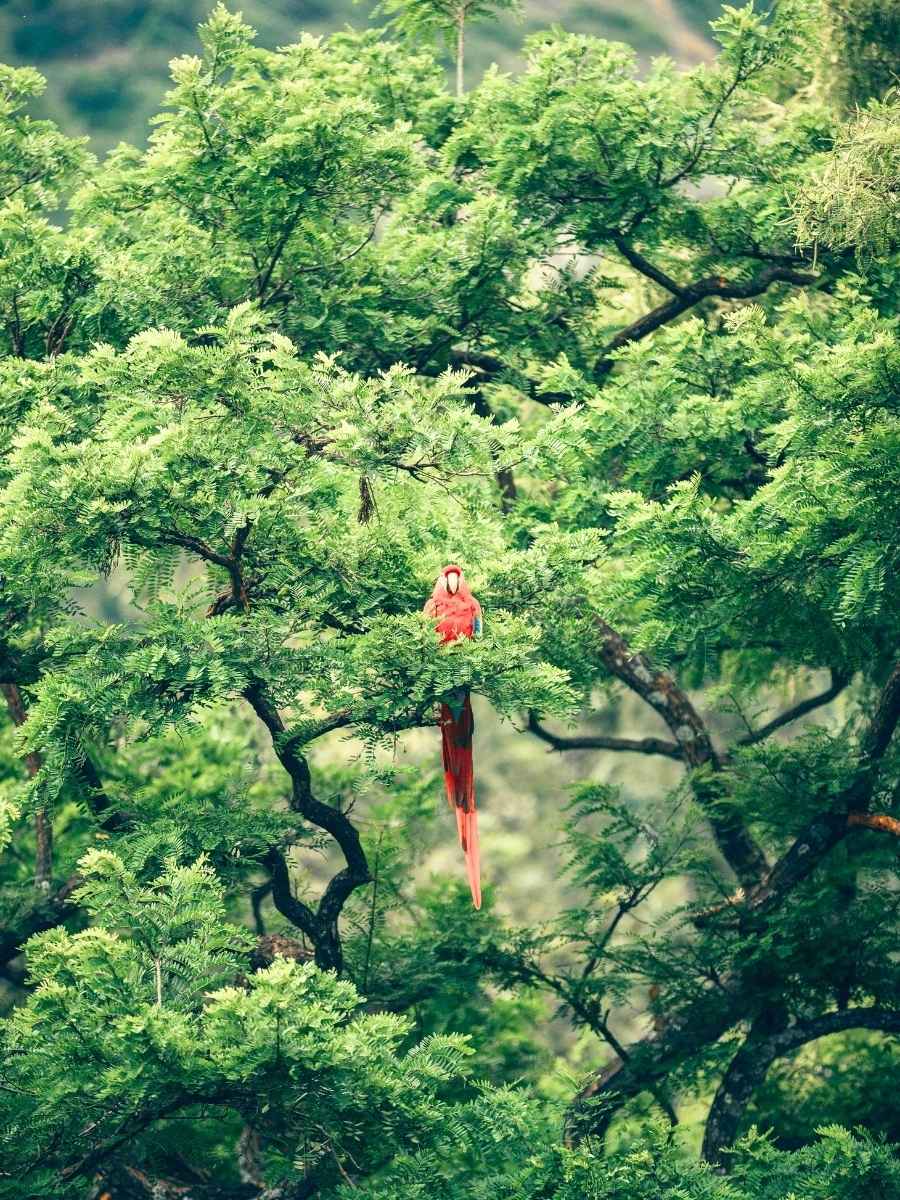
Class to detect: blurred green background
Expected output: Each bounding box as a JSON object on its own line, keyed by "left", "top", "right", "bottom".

{"left": 0, "top": 0, "right": 722, "bottom": 150}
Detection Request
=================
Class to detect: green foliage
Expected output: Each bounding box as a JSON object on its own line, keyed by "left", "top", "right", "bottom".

{"left": 795, "top": 96, "right": 900, "bottom": 255}
{"left": 0, "top": 0, "right": 715, "bottom": 151}
{"left": 1, "top": 854, "right": 477, "bottom": 1196}
{"left": 747, "top": 1031, "right": 900, "bottom": 1147}
{"left": 1, "top": 2, "right": 899, "bottom": 1197}
{"left": 374, "top": 0, "right": 522, "bottom": 53}
{"left": 822, "top": 0, "right": 900, "bottom": 109}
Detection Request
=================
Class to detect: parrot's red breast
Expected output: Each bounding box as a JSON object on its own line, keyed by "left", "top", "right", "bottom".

{"left": 430, "top": 589, "right": 481, "bottom": 643}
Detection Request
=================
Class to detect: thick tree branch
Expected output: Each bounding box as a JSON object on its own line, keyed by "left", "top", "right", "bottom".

{"left": 745, "top": 658, "right": 900, "bottom": 916}
{"left": 59, "top": 1092, "right": 232, "bottom": 1183}
{"left": 446, "top": 350, "right": 572, "bottom": 409}
{"left": 245, "top": 682, "right": 370, "bottom": 973}
{"left": 594, "top": 267, "right": 818, "bottom": 379}
{"left": 610, "top": 234, "right": 685, "bottom": 297}
{"left": 702, "top": 1006, "right": 900, "bottom": 1164}
{"left": 527, "top": 710, "right": 682, "bottom": 759}
{"left": 302, "top": 705, "right": 436, "bottom": 743}
{"left": 593, "top": 616, "right": 768, "bottom": 888}
{"left": 567, "top": 977, "right": 745, "bottom": 1145}
{"left": 262, "top": 845, "right": 321, "bottom": 949}
{"left": 160, "top": 529, "right": 248, "bottom": 609}
{"left": 694, "top": 809, "right": 900, "bottom": 928}
{"left": 847, "top": 810, "right": 900, "bottom": 837}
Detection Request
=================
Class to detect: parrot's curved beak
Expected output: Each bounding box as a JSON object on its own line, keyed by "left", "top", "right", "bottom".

{"left": 446, "top": 571, "right": 460, "bottom": 594}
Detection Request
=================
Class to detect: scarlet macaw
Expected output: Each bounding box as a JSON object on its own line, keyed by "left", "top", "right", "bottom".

{"left": 424, "top": 565, "right": 483, "bottom": 909}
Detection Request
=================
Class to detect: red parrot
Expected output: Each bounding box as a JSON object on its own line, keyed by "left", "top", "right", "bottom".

{"left": 424, "top": 565, "right": 483, "bottom": 909}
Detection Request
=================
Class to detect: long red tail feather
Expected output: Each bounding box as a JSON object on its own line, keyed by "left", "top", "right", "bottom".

{"left": 440, "top": 694, "right": 481, "bottom": 909}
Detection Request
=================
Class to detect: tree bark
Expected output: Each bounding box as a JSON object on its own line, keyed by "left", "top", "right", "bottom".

{"left": 702, "top": 1007, "right": 900, "bottom": 1165}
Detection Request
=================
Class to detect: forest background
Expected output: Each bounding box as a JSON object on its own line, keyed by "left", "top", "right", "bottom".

{"left": 1, "top": 0, "right": 900, "bottom": 1196}
{"left": 0, "top": 0, "right": 721, "bottom": 149}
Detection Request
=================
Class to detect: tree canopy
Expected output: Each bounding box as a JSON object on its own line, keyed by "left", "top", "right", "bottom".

{"left": 1, "top": 2, "right": 900, "bottom": 1196}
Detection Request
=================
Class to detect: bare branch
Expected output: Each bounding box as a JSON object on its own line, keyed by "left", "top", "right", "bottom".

{"left": 847, "top": 811, "right": 900, "bottom": 837}
{"left": 594, "top": 267, "right": 819, "bottom": 379}
{"left": 610, "top": 234, "right": 685, "bottom": 297}
{"left": 160, "top": 530, "right": 247, "bottom": 608}
{"left": 245, "top": 682, "right": 370, "bottom": 973}
{"left": 527, "top": 710, "right": 682, "bottom": 759}
{"left": 734, "top": 670, "right": 849, "bottom": 748}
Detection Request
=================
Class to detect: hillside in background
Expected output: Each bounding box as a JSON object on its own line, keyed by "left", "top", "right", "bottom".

{"left": 0, "top": 0, "right": 720, "bottom": 149}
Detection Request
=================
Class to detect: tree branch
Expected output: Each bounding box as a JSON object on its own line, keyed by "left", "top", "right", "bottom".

{"left": 447, "top": 265, "right": 817, "bottom": 412}
{"left": 566, "top": 976, "right": 745, "bottom": 1145}
{"left": 734, "top": 669, "right": 849, "bottom": 748}
{"left": 693, "top": 807, "right": 900, "bottom": 928}
{"left": 847, "top": 811, "right": 900, "bottom": 837}
{"left": 745, "top": 658, "right": 900, "bottom": 917}
{"left": 160, "top": 530, "right": 247, "bottom": 608}
{"left": 594, "top": 267, "right": 818, "bottom": 379}
{"left": 610, "top": 234, "right": 685, "bottom": 297}
{"left": 702, "top": 1006, "right": 900, "bottom": 1164}
{"left": 527, "top": 710, "right": 682, "bottom": 759}
{"left": 561, "top": 628, "right": 857, "bottom": 1145}
{"left": 593, "top": 616, "right": 768, "bottom": 888}
{"left": 245, "top": 682, "right": 370, "bottom": 973}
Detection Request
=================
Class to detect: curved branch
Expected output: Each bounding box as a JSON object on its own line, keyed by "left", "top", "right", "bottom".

{"left": 610, "top": 234, "right": 685, "bottom": 297}
{"left": 594, "top": 267, "right": 818, "bottom": 379}
{"left": 563, "top": 642, "right": 897, "bottom": 1148}
{"left": 527, "top": 710, "right": 682, "bottom": 760}
{"left": 734, "top": 670, "right": 849, "bottom": 748}
{"left": 262, "top": 846, "right": 320, "bottom": 949}
{"left": 745, "top": 658, "right": 900, "bottom": 917}
{"left": 702, "top": 1007, "right": 900, "bottom": 1164}
{"left": 160, "top": 529, "right": 248, "bottom": 609}
{"left": 245, "top": 682, "right": 370, "bottom": 973}
{"left": 299, "top": 704, "right": 437, "bottom": 745}
{"left": 446, "top": 263, "right": 818, "bottom": 408}
{"left": 566, "top": 977, "right": 746, "bottom": 1145}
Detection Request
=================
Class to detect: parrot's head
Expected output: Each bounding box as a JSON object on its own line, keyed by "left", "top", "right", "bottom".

{"left": 440, "top": 564, "right": 464, "bottom": 595}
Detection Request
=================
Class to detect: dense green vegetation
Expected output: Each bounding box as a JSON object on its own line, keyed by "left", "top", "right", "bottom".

{"left": 1, "top": 0, "right": 900, "bottom": 1195}
{"left": 0, "top": 0, "right": 718, "bottom": 150}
